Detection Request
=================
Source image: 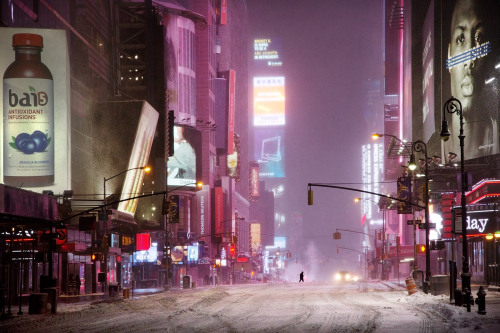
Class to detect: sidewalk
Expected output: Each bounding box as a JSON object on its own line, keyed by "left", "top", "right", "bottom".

{"left": 58, "top": 287, "right": 166, "bottom": 303}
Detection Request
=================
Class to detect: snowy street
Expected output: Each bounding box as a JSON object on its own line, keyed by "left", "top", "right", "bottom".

{"left": 1, "top": 281, "right": 499, "bottom": 333}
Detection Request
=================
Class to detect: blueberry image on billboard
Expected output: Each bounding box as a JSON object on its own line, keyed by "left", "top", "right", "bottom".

{"left": 11, "top": 131, "right": 50, "bottom": 154}
{"left": 31, "top": 130, "right": 49, "bottom": 152}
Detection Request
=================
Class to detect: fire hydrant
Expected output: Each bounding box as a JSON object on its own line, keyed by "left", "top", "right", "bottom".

{"left": 475, "top": 286, "right": 487, "bottom": 315}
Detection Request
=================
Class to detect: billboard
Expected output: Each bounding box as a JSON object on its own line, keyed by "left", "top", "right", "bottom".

{"left": 117, "top": 103, "right": 159, "bottom": 215}
{"left": 254, "top": 127, "right": 285, "bottom": 178}
{"left": 437, "top": 0, "right": 500, "bottom": 160}
{"left": 0, "top": 28, "right": 70, "bottom": 193}
{"left": 254, "top": 38, "right": 283, "bottom": 67}
{"left": 253, "top": 76, "right": 285, "bottom": 126}
{"left": 167, "top": 125, "right": 201, "bottom": 187}
{"left": 422, "top": 2, "right": 435, "bottom": 142}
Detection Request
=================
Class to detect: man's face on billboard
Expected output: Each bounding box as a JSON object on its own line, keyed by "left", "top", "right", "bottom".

{"left": 448, "top": 0, "right": 487, "bottom": 111}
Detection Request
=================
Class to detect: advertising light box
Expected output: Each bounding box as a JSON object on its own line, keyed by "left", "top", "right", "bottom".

{"left": 253, "top": 77, "right": 285, "bottom": 126}
{"left": 0, "top": 28, "right": 70, "bottom": 193}
{"left": 167, "top": 125, "right": 201, "bottom": 187}
{"left": 254, "top": 127, "right": 285, "bottom": 178}
{"left": 254, "top": 38, "right": 283, "bottom": 67}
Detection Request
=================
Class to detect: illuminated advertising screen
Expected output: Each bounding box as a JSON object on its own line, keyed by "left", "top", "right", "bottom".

{"left": 118, "top": 102, "right": 159, "bottom": 215}
{"left": 187, "top": 245, "right": 199, "bottom": 262}
{"left": 249, "top": 161, "right": 260, "bottom": 200}
{"left": 254, "top": 38, "right": 283, "bottom": 67}
{"left": 436, "top": 0, "right": 500, "bottom": 160}
{"left": 167, "top": 125, "right": 201, "bottom": 187}
{"left": 133, "top": 244, "right": 158, "bottom": 263}
{"left": 227, "top": 133, "right": 240, "bottom": 180}
{"left": 254, "top": 127, "right": 285, "bottom": 178}
{"left": 250, "top": 222, "right": 261, "bottom": 254}
{"left": 274, "top": 236, "right": 286, "bottom": 249}
{"left": 253, "top": 76, "right": 285, "bottom": 126}
{"left": 0, "top": 28, "right": 70, "bottom": 193}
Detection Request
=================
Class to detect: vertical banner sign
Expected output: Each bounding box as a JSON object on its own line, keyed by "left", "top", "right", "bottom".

{"left": 215, "top": 187, "right": 223, "bottom": 235}
{"left": 220, "top": 0, "right": 227, "bottom": 25}
{"left": 249, "top": 161, "right": 260, "bottom": 200}
{"left": 197, "top": 185, "right": 209, "bottom": 236}
{"left": 168, "top": 195, "right": 180, "bottom": 223}
{"left": 397, "top": 176, "right": 412, "bottom": 214}
{"left": 227, "top": 70, "right": 236, "bottom": 154}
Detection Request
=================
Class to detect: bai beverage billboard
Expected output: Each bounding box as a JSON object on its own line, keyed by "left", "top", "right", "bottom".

{"left": 0, "top": 28, "right": 70, "bottom": 192}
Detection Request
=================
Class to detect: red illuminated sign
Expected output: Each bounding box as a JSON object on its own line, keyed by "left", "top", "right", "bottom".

{"left": 136, "top": 233, "right": 150, "bottom": 251}
{"left": 215, "top": 187, "right": 223, "bottom": 235}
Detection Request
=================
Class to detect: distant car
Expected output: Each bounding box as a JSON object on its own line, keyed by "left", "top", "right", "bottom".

{"left": 333, "top": 271, "right": 359, "bottom": 283}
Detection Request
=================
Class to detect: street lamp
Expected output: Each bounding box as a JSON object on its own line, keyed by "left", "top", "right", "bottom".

{"left": 102, "top": 165, "right": 150, "bottom": 297}
{"left": 440, "top": 96, "right": 471, "bottom": 297}
{"left": 408, "top": 140, "right": 431, "bottom": 293}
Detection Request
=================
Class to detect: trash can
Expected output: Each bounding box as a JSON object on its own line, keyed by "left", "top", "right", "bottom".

{"left": 109, "top": 283, "right": 119, "bottom": 297}
{"left": 123, "top": 288, "right": 130, "bottom": 299}
{"left": 431, "top": 275, "right": 449, "bottom": 296}
{"left": 182, "top": 275, "right": 191, "bottom": 289}
{"left": 28, "top": 293, "right": 48, "bottom": 314}
{"left": 42, "top": 288, "right": 58, "bottom": 314}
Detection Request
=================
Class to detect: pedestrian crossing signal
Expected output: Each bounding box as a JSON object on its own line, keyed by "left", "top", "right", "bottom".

{"left": 417, "top": 244, "right": 426, "bottom": 253}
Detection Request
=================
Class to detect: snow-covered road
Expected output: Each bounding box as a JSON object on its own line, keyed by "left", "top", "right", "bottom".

{"left": 1, "top": 281, "right": 499, "bottom": 332}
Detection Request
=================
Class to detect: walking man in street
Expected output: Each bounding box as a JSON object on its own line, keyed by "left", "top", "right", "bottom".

{"left": 299, "top": 271, "right": 304, "bottom": 282}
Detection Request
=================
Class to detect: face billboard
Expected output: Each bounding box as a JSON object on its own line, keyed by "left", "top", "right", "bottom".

{"left": 253, "top": 76, "right": 285, "bottom": 126}
{"left": 167, "top": 125, "right": 201, "bottom": 187}
{"left": 0, "top": 28, "right": 70, "bottom": 193}
{"left": 437, "top": 0, "right": 500, "bottom": 160}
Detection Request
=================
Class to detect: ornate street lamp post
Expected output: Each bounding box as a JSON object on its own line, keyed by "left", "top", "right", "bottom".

{"left": 440, "top": 96, "right": 471, "bottom": 300}
{"left": 408, "top": 140, "right": 430, "bottom": 293}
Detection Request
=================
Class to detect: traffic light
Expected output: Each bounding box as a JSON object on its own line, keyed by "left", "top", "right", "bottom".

{"left": 377, "top": 232, "right": 382, "bottom": 240}
{"left": 333, "top": 232, "right": 341, "bottom": 239}
{"left": 229, "top": 244, "right": 236, "bottom": 259}
{"left": 91, "top": 253, "right": 98, "bottom": 262}
{"left": 168, "top": 110, "right": 175, "bottom": 157}
{"left": 416, "top": 244, "right": 426, "bottom": 253}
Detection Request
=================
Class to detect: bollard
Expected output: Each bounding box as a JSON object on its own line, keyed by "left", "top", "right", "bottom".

{"left": 464, "top": 288, "right": 471, "bottom": 312}
{"left": 475, "top": 286, "right": 487, "bottom": 315}
{"left": 454, "top": 288, "right": 463, "bottom": 306}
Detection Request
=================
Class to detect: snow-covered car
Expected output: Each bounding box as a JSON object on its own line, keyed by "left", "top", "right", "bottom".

{"left": 333, "top": 271, "right": 359, "bottom": 283}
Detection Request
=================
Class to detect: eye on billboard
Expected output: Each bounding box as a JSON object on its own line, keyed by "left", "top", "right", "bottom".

{"left": 167, "top": 125, "right": 201, "bottom": 187}
{"left": 437, "top": 0, "right": 500, "bottom": 160}
{"left": 253, "top": 76, "right": 285, "bottom": 126}
{"left": 0, "top": 28, "right": 70, "bottom": 193}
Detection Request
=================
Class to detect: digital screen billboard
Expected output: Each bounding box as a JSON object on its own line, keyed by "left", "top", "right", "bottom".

{"left": 118, "top": 103, "right": 159, "bottom": 215}
{"left": 254, "top": 127, "right": 285, "bottom": 178}
{"left": 254, "top": 38, "right": 283, "bottom": 67}
{"left": 437, "top": 0, "right": 500, "bottom": 160}
{"left": 167, "top": 125, "right": 201, "bottom": 187}
{"left": 0, "top": 28, "right": 70, "bottom": 193}
{"left": 253, "top": 76, "right": 285, "bottom": 126}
